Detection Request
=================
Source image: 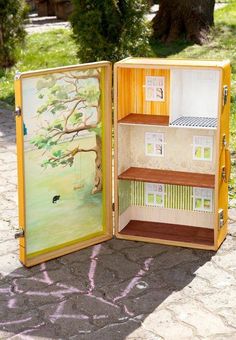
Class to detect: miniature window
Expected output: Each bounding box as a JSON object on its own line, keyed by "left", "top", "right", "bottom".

{"left": 145, "top": 132, "right": 164, "bottom": 157}
{"left": 193, "top": 188, "right": 213, "bottom": 212}
{"left": 145, "top": 183, "right": 165, "bottom": 207}
{"left": 145, "top": 76, "right": 165, "bottom": 102}
{"left": 193, "top": 136, "right": 213, "bottom": 161}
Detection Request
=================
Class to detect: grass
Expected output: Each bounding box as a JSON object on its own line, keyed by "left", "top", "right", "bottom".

{"left": 0, "top": 3, "right": 235, "bottom": 201}
{"left": 0, "top": 29, "right": 78, "bottom": 107}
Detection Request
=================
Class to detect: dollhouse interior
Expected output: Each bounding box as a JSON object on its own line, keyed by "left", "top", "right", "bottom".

{"left": 116, "top": 64, "right": 221, "bottom": 247}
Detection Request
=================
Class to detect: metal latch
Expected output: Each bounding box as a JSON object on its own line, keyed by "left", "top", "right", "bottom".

{"left": 218, "top": 209, "right": 224, "bottom": 229}
{"left": 222, "top": 166, "right": 226, "bottom": 182}
{"left": 15, "top": 229, "right": 24, "bottom": 239}
{"left": 15, "top": 107, "right": 21, "bottom": 116}
{"left": 222, "top": 134, "right": 227, "bottom": 148}
{"left": 223, "top": 85, "right": 228, "bottom": 106}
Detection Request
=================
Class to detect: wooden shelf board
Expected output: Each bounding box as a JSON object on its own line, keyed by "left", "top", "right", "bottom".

{"left": 118, "top": 167, "right": 215, "bottom": 188}
{"left": 119, "top": 220, "right": 214, "bottom": 246}
{"left": 118, "top": 113, "right": 169, "bottom": 126}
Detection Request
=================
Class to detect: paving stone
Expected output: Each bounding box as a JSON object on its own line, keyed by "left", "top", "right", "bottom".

{"left": 195, "top": 260, "right": 236, "bottom": 288}
{"left": 142, "top": 309, "right": 194, "bottom": 339}
{"left": 168, "top": 301, "right": 235, "bottom": 337}
{"left": 0, "top": 240, "right": 18, "bottom": 255}
{"left": 126, "top": 327, "right": 163, "bottom": 340}
{"left": 96, "top": 252, "right": 142, "bottom": 281}
{"left": 196, "top": 286, "right": 236, "bottom": 312}
{"left": 76, "top": 319, "right": 142, "bottom": 340}
{"left": 0, "top": 220, "right": 11, "bottom": 231}
{"left": 150, "top": 247, "right": 202, "bottom": 271}
{"left": 120, "top": 243, "right": 168, "bottom": 263}
{"left": 217, "top": 308, "right": 236, "bottom": 329}
{"left": 107, "top": 238, "right": 144, "bottom": 251}
{"left": 212, "top": 250, "right": 236, "bottom": 272}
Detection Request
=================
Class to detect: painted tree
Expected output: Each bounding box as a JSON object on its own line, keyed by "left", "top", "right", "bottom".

{"left": 152, "top": 0, "right": 215, "bottom": 44}
{"left": 31, "top": 69, "right": 102, "bottom": 194}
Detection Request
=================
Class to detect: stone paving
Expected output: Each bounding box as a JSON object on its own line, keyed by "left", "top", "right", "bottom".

{"left": 1, "top": 103, "right": 236, "bottom": 340}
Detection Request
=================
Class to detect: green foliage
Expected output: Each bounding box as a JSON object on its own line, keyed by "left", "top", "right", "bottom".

{"left": 0, "top": 0, "right": 28, "bottom": 69}
{"left": 0, "top": 29, "right": 78, "bottom": 107}
{"left": 70, "top": 0, "right": 151, "bottom": 63}
{"left": 31, "top": 71, "right": 101, "bottom": 172}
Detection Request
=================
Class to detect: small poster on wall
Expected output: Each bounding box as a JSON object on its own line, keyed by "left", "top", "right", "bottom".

{"left": 145, "top": 76, "right": 165, "bottom": 101}
{"left": 193, "top": 136, "right": 213, "bottom": 161}
{"left": 145, "top": 183, "right": 165, "bottom": 207}
{"left": 145, "top": 132, "right": 164, "bottom": 157}
{"left": 193, "top": 188, "right": 213, "bottom": 212}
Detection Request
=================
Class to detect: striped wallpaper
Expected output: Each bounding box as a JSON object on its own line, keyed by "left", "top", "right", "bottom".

{"left": 119, "top": 180, "right": 211, "bottom": 212}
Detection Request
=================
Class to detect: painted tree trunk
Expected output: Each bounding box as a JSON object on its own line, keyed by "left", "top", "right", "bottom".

{"left": 92, "top": 134, "right": 102, "bottom": 194}
{"left": 152, "top": 0, "right": 215, "bottom": 44}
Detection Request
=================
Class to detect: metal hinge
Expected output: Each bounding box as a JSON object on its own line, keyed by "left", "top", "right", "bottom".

{"left": 223, "top": 85, "right": 228, "bottom": 106}
{"left": 218, "top": 209, "right": 224, "bottom": 229}
{"left": 15, "top": 228, "right": 24, "bottom": 239}
{"left": 112, "top": 202, "right": 115, "bottom": 211}
{"left": 15, "top": 107, "right": 21, "bottom": 117}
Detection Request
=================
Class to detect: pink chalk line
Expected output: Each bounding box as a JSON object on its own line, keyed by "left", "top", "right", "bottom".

{"left": 12, "top": 279, "right": 23, "bottom": 294}
{"left": 85, "top": 293, "right": 119, "bottom": 308}
{"left": 113, "top": 257, "right": 153, "bottom": 302}
{"left": 0, "top": 287, "right": 11, "bottom": 294}
{"left": 7, "top": 298, "right": 17, "bottom": 309}
{"left": 28, "top": 263, "right": 53, "bottom": 285}
{"left": 0, "top": 317, "right": 32, "bottom": 326}
{"left": 50, "top": 301, "right": 89, "bottom": 322}
{"left": 124, "top": 305, "right": 135, "bottom": 317}
{"left": 87, "top": 244, "right": 101, "bottom": 295}
{"left": 8, "top": 322, "right": 45, "bottom": 340}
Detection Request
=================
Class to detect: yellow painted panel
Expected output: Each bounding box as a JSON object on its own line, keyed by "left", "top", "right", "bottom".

{"left": 217, "top": 62, "right": 231, "bottom": 248}
{"left": 117, "top": 67, "right": 170, "bottom": 119}
{"left": 136, "top": 68, "right": 145, "bottom": 114}
{"left": 117, "top": 68, "right": 136, "bottom": 119}
{"left": 136, "top": 68, "right": 170, "bottom": 116}
{"left": 15, "top": 77, "right": 26, "bottom": 259}
{"left": 117, "top": 57, "right": 229, "bottom": 69}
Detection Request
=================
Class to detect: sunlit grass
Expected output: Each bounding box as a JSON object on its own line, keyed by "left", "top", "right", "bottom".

{"left": 0, "top": 29, "right": 78, "bottom": 106}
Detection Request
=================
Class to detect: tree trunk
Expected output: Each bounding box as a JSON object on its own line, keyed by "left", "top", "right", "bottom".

{"left": 92, "top": 135, "right": 102, "bottom": 194}
{"left": 35, "top": 0, "right": 55, "bottom": 16}
{"left": 152, "top": 0, "right": 215, "bottom": 44}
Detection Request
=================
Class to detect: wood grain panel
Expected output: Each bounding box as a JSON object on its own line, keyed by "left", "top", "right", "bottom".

{"left": 119, "top": 220, "right": 214, "bottom": 246}
{"left": 118, "top": 113, "right": 169, "bottom": 125}
{"left": 118, "top": 167, "right": 215, "bottom": 188}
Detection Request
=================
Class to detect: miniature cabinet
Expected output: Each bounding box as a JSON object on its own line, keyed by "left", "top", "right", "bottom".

{"left": 15, "top": 58, "right": 231, "bottom": 267}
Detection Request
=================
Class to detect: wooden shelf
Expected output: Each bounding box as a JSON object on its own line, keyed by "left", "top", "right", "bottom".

{"left": 118, "top": 113, "right": 169, "bottom": 126}
{"left": 119, "top": 220, "right": 214, "bottom": 247}
{"left": 118, "top": 167, "right": 215, "bottom": 188}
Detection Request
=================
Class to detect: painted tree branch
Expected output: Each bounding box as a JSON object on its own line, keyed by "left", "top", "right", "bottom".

{"left": 35, "top": 71, "right": 103, "bottom": 194}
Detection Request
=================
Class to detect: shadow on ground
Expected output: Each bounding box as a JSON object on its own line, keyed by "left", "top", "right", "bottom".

{"left": 0, "top": 239, "right": 214, "bottom": 339}
{"left": 150, "top": 37, "right": 193, "bottom": 58}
